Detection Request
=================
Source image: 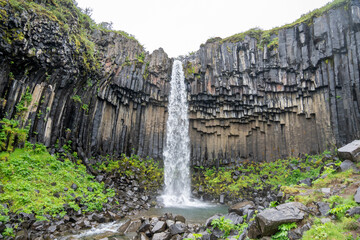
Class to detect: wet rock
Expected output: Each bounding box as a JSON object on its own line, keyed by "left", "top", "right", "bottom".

{"left": 256, "top": 202, "right": 308, "bottom": 236}
{"left": 174, "top": 215, "right": 185, "bottom": 223}
{"left": 138, "top": 219, "right": 150, "bottom": 232}
{"left": 166, "top": 220, "right": 175, "bottom": 227}
{"left": 92, "top": 213, "right": 106, "bottom": 223}
{"left": 118, "top": 219, "right": 131, "bottom": 234}
{"left": 152, "top": 220, "right": 166, "bottom": 233}
{"left": 152, "top": 231, "right": 171, "bottom": 240}
{"left": 124, "top": 219, "right": 142, "bottom": 233}
{"left": 169, "top": 223, "right": 186, "bottom": 235}
{"left": 229, "top": 201, "right": 255, "bottom": 215}
{"left": 220, "top": 194, "right": 225, "bottom": 204}
{"left": 139, "top": 232, "right": 149, "bottom": 240}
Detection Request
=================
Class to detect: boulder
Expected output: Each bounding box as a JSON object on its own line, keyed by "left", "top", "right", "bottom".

{"left": 339, "top": 160, "right": 359, "bottom": 172}
{"left": 220, "top": 194, "right": 225, "bottom": 204}
{"left": 174, "top": 215, "right": 185, "bottom": 223}
{"left": 124, "top": 219, "right": 142, "bottom": 233}
{"left": 316, "top": 202, "right": 330, "bottom": 216}
{"left": 287, "top": 223, "right": 311, "bottom": 240}
{"left": 224, "top": 212, "right": 244, "bottom": 225}
{"left": 347, "top": 207, "right": 360, "bottom": 216}
{"left": 169, "top": 223, "right": 186, "bottom": 235}
{"left": 139, "top": 232, "right": 149, "bottom": 240}
{"left": 256, "top": 202, "right": 308, "bottom": 236}
{"left": 118, "top": 219, "right": 131, "bottom": 234}
{"left": 247, "top": 221, "right": 262, "bottom": 239}
{"left": 152, "top": 221, "right": 166, "bottom": 233}
{"left": 338, "top": 140, "right": 360, "bottom": 162}
{"left": 297, "top": 178, "right": 312, "bottom": 187}
{"left": 138, "top": 219, "right": 150, "bottom": 232}
{"left": 152, "top": 231, "right": 171, "bottom": 240}
{"left": 229, "top": 201, "right": 255, "bottom": 215}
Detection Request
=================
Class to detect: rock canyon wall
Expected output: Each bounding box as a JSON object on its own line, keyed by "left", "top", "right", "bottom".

{"left": 1, "top": 0, "right": 360, "bottom": 166}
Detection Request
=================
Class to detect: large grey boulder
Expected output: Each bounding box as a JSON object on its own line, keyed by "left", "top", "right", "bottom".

{"left": 152, "top": 221, "right": 167, "bottom": 233}
{"left": 339, "top": 160, "right": 359, "bottom": 173}
{"left": 256, "top": 202, "right": 308, "bottom": 236}
{"left": 338, "top": 140, "right": 360, "bottom": 162}
{"left": 169, "top": 223, "right": 186, "bottom": 235}
{"left": 229, "top": 201, "right": 255, "bottom": 216}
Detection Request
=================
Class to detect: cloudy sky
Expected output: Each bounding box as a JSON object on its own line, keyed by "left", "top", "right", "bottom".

{"left": 76, "top": 0, "right": 331, "bottom": 57}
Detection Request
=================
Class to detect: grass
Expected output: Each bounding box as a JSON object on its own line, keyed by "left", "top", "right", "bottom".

{"left": 0, "top": 143, "right": 114, "bottom": 221}
{"left": 302, "top": 218, "right": 357, "bottom": 240}
{"left": 205, "top": 0, "right": 350, "bottom": 49}
{"left": 93, "top": 153, "right": 163, "bottom": 191}
{"left": 193, "top": 151, "right": 336, "bottom": 198}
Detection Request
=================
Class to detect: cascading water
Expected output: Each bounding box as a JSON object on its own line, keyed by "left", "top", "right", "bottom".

{"left": 161, "top": 60, "right": 191, "bottom": 206}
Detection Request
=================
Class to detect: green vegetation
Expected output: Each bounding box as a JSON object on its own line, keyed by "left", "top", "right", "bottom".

{"left": 81, "top": 103, "right": 89, "bottom": 113}
{"left": 93, "top": 154, "right": 163, "bottom": 191}
{"left": 0, "top": 118, "right": 29, "bottom": 152}
{"left": 136, "top": 52, "right": 145, "bottom": 64}
{"left": 0, "top": 144, "right": 114, "bottom": 219}
{"left": 193, "top": 151, "right": 335, "bottom": 198}
{"left": 0, "top": 117, "right": 115, "bottom": 235}
{"left": 302, "top": 218, "right": 356, "bottom": 240}
{"left": 208, "top": 216, "right": 248, "bottom": 239}
{"left": 184, "top": 61, "right": 196, "bottom": 78}
{"left": 15, "top": 86, "right": 32, "bottom": 115}
{"left": 71, "top": 94, "right": 82, "bottom": 103}
{"left": 271, "top": 222, "right": 297, "bottom": 240}
{"left": 205, "top": 0, "right": 350, "bottom": 52}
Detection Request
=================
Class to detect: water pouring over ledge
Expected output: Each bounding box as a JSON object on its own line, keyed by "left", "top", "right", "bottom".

{"left": 160, "top": 60, "right": 208, "bottom": 208}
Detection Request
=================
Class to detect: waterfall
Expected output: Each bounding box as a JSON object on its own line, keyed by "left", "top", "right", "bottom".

{"left": 162, "top": 60, "right": 191, "bottom": 206}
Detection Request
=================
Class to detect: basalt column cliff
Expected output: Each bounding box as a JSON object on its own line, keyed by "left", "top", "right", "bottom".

{"left": 1, "top": 0, "right": 360, "bottom": 166}
{"left": 184, "top": 1, "right": 360, "bottom": 165}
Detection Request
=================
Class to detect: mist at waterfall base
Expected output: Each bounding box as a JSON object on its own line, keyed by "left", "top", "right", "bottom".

{"left": 160, "top": 60, "right": 211, "bottom": 208}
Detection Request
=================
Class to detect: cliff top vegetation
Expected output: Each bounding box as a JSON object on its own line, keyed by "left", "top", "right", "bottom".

{"left": 205, "top": 0, "right": 351, "bottom": 48}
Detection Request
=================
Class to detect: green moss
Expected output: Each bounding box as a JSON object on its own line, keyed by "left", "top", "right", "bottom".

{"left": 0, "top": 146, "right": 114, "bottom": 219}
{"left": 193, "top": 151, "right": 337, "bottom": 199}
{"left": 205, "top": 37, "right": 222, "bottom": 44}
{"left": 15, "top": 86, "right": 32, "bottom": 115}
{"left": 93, "top": 154, "right": 163, "bottom": 191}
{"left": 184, "top": 62, "right": 196, "bottom": 78}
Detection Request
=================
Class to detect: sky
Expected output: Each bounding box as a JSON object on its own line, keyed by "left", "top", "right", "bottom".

{"left": 75, "top": 0, "right": 331, "bottom": 57}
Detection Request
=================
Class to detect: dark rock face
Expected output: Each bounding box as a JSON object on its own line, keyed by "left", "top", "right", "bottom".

{"left": 1, "top": 1, "right": 360, "bottom": 165}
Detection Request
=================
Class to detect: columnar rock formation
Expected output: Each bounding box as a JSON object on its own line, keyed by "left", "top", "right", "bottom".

{"left": 1, "top": 0, "right": 360, "bottom": 166}
{"left": 184, "top": 1, "right": 360, "bottom": 165}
